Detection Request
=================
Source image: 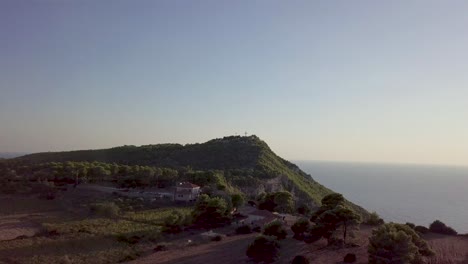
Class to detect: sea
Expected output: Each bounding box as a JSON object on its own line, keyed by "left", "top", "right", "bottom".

{"left": 295, "top": 160, "right": 468, "bottom": 234}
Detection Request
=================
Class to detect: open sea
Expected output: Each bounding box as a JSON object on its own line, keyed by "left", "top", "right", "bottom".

{"left": 296, "top": 161, "right": 468, "bottom": 234}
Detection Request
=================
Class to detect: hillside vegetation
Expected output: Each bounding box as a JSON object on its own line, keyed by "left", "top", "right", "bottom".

{"left": 4, "top": 136, "right": 366, "bottom": 213}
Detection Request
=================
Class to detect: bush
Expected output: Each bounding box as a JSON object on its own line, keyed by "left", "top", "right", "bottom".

{"left": 291, "top": 218, "right": 310, "bottom": 239}
{"left": 116, "top": 234, "right": 140, "bottom": 244}
{"left": 246, "top": 236, "right": 280, "bottom": 263}
{"left": 192, "top": 194, "right": 231, "bottom": 228}
{"left": 263, "top": 220, "right": 287, "bottom": 240}
{"left": 211, "top": 235, "right": 222, "bottom": 242}
{"left": 366, "top": 212, "right": 384, "bottom": 226}
{"left": 343, "top": 253, "right": 356, "bottom": 263}
{"left": 368, "top": 223, "right": 434, "bottom": 264}
{"left": 429, "top": 220, "right": 457, "bottom": 236}
{"left": 163, "top": 210, "right": 187, "bottom": 234}
{"left": 296, "top": 204, "right": 311, "bottom": 216}
{"left": 89, "top": 202, "right": 120, "bottom": 218}
{"left": 291, "top": 255, "right": 309, "bottom": 264}
{"left": 154, "top": 244, "right": 168, "bottom": 252}
{"left": 236, "top": 225, "right": 252, "bottom": 234}
{"left": 231, "top": 194, "right": 244, "bottom": 208}
{"left": 405, "top": 222, "right": 416, "bottom": 229}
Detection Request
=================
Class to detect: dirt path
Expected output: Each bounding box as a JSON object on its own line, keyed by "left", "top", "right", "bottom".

{"left": 129, "top": 233, "right": 258, "bottom": 264}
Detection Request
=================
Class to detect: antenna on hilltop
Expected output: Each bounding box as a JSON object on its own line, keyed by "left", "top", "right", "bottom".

{"left": 244, "top": 131, "right": 248, "bottom": 137}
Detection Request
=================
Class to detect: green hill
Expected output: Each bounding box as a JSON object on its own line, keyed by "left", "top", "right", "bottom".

{"left": 9, "top": 135, "right": 367, "bottom": 215}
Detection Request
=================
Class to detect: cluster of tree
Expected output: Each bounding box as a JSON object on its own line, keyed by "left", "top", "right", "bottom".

{"left": 163, "top": 210, "right": 192, "bottom": 234}
{"left": 429, "top": 220, "right": 458, "bottom": 236}
{"left": 365, "top": 211, "right": 385, "bottom": 226}
{"left": 1, "top": 161, "right": 179, "bottom": 187}
{"left": 246, "top": 220, "right": 289, "bottom": 263}
{"left": 368, "top": 223, "right": 435, "bottom": 263}
{"left": 1, "top": 161, "right": 244, "bottom": 192}
{"left": 6, "top": 135, "right": 345, "bottom": 209}
{"left": 257, "top": 191, "right": 295, "bottom": 213}
{"left": 309, "top": 193, "right": 361, "bottom": 245}
{"left": 191, "top": 194, "right": 232, "bottom": 228}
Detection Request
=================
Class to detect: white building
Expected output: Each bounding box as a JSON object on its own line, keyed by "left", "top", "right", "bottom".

{"left": 174, "top": 182, "right": 201, "bottom": 202}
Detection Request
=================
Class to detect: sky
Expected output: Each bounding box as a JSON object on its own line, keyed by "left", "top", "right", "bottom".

{"left": 1, "top": 0, "right": 468, "bottom": 166}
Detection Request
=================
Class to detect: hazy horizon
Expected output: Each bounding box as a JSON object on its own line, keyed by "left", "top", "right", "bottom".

{"left": 2, "top": 1, "right": 468, "bottom": 166}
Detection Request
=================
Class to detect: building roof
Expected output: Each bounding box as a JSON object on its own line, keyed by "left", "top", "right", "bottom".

{"left": 177, "top": 182, "right": 200, "bottom": 188}
{"left": 176, "top": 189, "right": 193, "bottom": 195}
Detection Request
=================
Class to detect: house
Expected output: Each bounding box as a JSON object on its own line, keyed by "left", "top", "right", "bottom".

{"left": 237, "top": 206, "right": 279, "bottom": 226}
{"left": 174, "top": 182, "right": 201, "bottom": 202}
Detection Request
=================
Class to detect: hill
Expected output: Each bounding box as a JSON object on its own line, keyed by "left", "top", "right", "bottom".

{"left": 9, "top": 135, "right": 367, "bottom": 214}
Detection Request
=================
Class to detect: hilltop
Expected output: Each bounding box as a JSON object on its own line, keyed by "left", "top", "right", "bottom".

{"left": 8, "top": 136, "right": 366, "bottom": 214}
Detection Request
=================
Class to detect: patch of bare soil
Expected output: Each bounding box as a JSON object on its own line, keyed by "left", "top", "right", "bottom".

{"left": 129, "top": 226, "right": 374, "bottom": 264}
{"left": 0, "top": 215, "right": 43, "bottom": 241}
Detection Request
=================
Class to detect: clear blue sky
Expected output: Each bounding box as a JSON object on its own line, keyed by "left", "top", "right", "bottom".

{"left": 1, "top": 0, "right": 468, "bottom": 165}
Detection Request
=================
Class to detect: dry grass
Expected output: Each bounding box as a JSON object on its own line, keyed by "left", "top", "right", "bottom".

{"left": 425, "top": 233, "right": 468, "bottom": 264}
{"left": 0, "top": 194, "right": 195, "bottom": 264}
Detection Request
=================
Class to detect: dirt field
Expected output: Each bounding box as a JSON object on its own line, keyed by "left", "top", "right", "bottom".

{"left": 130, "top": 225, "right": 468, "bottom": 264}
{"left": 1, "top": 192, "right": 468, "bottom": 264}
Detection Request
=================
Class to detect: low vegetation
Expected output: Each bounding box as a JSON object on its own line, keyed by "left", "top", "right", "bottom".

{"left": 429, "top": 220, "right": 457, "bottom": 236}
{"left": 246, "top": 235, "right": 280, "bottom": 263}
{"left": 262, "top": 220, "right": 287, "bottom": 240}
{"left": 368, "top": 223, "right": 435, "bottom": 263}
{"left": 310, "top": 193, "right": 361, "bottom": 245}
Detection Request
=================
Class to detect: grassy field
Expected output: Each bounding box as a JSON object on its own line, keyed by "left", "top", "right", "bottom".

{"left": 0, "top": 192, "right": 194, "bottom": 264}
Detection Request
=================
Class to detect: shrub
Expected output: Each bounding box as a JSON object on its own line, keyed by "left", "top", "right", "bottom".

{"left": 236, "top": 224, "right": 252, "bottom": 234}
{"left": 211, "top": 235, "right": 222, "bottom": 242}
{"left": 343, "top": 253, "right": 356, "bottom": 263}
{"left": 116, "top": 234, "right": 140, "bottom": 244}
{"left": 291, "top": 218, "right": 310, "bottom": 239}
{"left": 296, "top": 204, "right": 311, "bottom": 216}
{"left": 263, "top": 220, "right": 287, "bottom": 240}
{"left": 406, "top": 222, "right": 416, "bottom": 229}
{"left": 305, "top": 224, "right": 324, "bottom": 243}
{"left": 163, "top": 210, "right": 187, "bottom": 234}
{"left": 192, "top": 194, "right": 231, "bottom": 228}
{"left": 154, "top": 244, "right": 168, "bottom": 252}
{"left": 368, "top": 223, "right": 435, "bottom": 264}
{"left": 89, "top": 202, "right": 120, "bottom": 218}
{"left": 291, "top": 255, "right": 309, "bottom": 264}
{"left": 246, "top": 236, "right": 280, "bottom": 263}
{"left": 429, "top": 220, "right": 457, "bottom": 235}
{"left": 366, "top": 211, "right": 384, "bottom": 226}
{"left": 231, "top": 194, "right": 244, "bottom": 208}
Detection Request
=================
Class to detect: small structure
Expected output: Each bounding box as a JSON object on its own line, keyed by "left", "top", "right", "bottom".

{"left": 174, "top": 182, "right": 201, "bottom": 202}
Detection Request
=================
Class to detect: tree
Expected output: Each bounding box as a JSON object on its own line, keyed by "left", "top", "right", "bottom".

{"left": 246, "top": 236, "right": 280, "bottom": 263}
{"left": 429, "top": 220, "right": 457, "bottom": 235}
{"left": 368, "top": 223, "right": 434, "bottom": 264}
{"left": 192, "top": 194, "right": 231, "bottom": 228}
{"left": 332, "top": 205, "right": 361, "bottom": 243}
{"left": 310, "top": 193, "right": 361, "bottom": 245}
{"left": 273, "top": 191, "right": 294, "bottom": 213}
{"left": 163, "top": 210, "right": 187, "bottom": 233}
{"left": 263, "top": 220, "right": 287, "bottom": 240}
{"left": 231, "top": 194, "right": 244, "bottom": 208}
{"left": 366, "top": 211, "right": 384, "bottom": 226}
{"left": 297, "top": 204, "right": 311, "bottom": 216}
{"left": 258, "top": 191, "right": 294, "bottom": 213}
{"left": 291, "top": 218, "right": 311, "bottom": 239}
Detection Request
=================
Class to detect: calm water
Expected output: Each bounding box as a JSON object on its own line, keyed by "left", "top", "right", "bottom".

{"left": 296, "top": 161, "right": 468, "bottom": 234}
